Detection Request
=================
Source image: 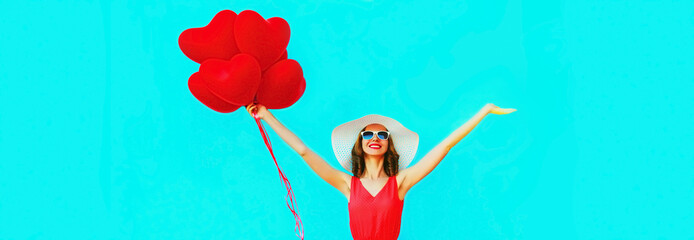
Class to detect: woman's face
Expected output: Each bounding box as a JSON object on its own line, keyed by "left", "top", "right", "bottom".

{"left": 361, "top": 124, "right": 389, "bottom": 157}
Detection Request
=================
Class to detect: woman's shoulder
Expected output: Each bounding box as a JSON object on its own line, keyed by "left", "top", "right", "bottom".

{"left": 345, "top": 174, "right": 355, "bottom": 184}
{"left": 395, "top": 173, "right": 406, "bottom": 187}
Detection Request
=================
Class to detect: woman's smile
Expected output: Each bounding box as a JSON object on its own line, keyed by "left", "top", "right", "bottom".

{"left": 368, "top": 143, "right": 382, "bottom": 149}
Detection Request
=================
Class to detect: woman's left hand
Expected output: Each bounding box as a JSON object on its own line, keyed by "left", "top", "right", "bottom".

{"left": 484, "top": 103, "right": 516, "bottom": 115}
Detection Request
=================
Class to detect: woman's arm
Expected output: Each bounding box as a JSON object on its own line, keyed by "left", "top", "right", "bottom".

{"left": 246, "top": 104, "right": 351, "bottom": 194}
{"left": 399, "top": 103, "right": 516, "bottom": 192}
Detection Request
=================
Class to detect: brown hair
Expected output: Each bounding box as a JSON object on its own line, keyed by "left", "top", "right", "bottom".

{"left": 351, "top": 126, "right": 400, "bottom": 178}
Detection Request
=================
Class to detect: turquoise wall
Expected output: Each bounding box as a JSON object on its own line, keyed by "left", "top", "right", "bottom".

{"left": 1, "top": 0, "right": 692, "bottom": 239}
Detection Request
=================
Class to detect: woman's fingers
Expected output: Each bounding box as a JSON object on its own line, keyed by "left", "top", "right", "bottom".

{"left": 490, "top": 107, "right": 516, "bottom": 115}
{"left": 246, "top": 104, "right": 256, "bottom": 117}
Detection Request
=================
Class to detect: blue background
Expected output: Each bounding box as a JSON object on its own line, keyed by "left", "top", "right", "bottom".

{"left": 1, "top": 0, "right": 693, "bottom": 239}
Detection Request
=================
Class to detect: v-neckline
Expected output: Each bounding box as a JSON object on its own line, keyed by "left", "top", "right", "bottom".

{"left": 358, "top": 176, "right": 390, "bottom": 198}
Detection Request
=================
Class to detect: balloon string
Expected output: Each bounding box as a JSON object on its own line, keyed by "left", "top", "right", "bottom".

{"left": 253, "top": 112, "right": 304, "bottom": 240}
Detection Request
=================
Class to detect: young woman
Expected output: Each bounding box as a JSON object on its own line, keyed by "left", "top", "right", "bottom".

{"left": 246, "top": 103, "right": 515, "bottom": 240}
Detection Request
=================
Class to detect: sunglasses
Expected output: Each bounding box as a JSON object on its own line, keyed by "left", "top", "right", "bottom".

{"left": 360, "top": 131, "right": 390, "bottom": 140}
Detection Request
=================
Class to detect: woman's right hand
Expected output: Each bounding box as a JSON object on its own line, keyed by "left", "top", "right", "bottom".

{"left": 246, "top": 103, "right": 270, "bottom": 120}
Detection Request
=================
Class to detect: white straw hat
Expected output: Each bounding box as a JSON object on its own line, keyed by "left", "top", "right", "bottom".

{"left": 331, "top": 114, "right": 419, "bottom": 173}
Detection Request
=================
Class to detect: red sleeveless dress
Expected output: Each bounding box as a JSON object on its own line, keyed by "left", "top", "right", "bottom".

{"left": 348, "top": 175, "right": 404, "bottom": 240}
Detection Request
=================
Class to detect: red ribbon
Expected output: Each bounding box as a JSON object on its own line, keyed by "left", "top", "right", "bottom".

{"left": 252, "top": 111, "right": 304, "bottom": 240}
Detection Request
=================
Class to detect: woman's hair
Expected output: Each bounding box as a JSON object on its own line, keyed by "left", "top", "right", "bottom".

{"left": 351, "top": 126, "right": 400, "bottom": 178}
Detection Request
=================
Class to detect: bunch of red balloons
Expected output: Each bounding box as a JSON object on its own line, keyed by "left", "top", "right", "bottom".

{"left": 179, "top": 10, "right": 306, "bottom": 113}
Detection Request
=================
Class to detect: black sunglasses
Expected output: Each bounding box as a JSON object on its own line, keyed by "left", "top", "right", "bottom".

{"left": 360, "top": 131, "right": 390, "bottom": 140}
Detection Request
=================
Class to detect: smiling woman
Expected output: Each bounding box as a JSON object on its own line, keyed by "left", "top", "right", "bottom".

{"left": 245, "top": 103, "right": 515, "bottom": 240}
{"left": 331, "top": 116, "right": 416, "bottom": 240}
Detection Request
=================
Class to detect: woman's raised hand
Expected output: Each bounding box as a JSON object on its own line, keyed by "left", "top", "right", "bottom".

{"left": 485, "top": 103, "right": 517, "bottom": 115}
{"left": 246, "top": 103, "right": 270, "bottom": 120}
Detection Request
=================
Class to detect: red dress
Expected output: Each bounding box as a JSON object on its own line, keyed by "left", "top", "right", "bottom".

{"left": 348, "top": 175, "right": 404, "bottom": 240}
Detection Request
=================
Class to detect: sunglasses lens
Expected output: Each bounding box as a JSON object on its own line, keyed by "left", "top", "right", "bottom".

{"left": 377, "top": 131, "right": 389, "bottom": 140}
{"left": 362, "top": 132, "right": 374, "bottom": 140}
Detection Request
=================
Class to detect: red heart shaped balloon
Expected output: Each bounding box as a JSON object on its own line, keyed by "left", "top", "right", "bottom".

{"left": 179, "top": 10, "right": 240, "bottom": 64}
{"left": 200, "top": 53, "right": 262, "bottom": 106}
{"left": 188, "top": 72, "right": 240, "bottom": 113}
{"left": 263, "top": 50, "right": 288, "bottom": 74}
{"left": 278, "top": 50, "right": 287, "bottom": 61}
{"left": 235, "top": 10, "right": 290, "bottom": 71}
{"left": 276, "top": 50, "right": 288, "bottom": 62}
{"left": 256, "top": 59, "right": 306, "bottom": 109}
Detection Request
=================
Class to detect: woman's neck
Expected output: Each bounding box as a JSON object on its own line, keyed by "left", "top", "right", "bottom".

{"left": 362, "top": 155, "right": 386, "bottom": 180}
